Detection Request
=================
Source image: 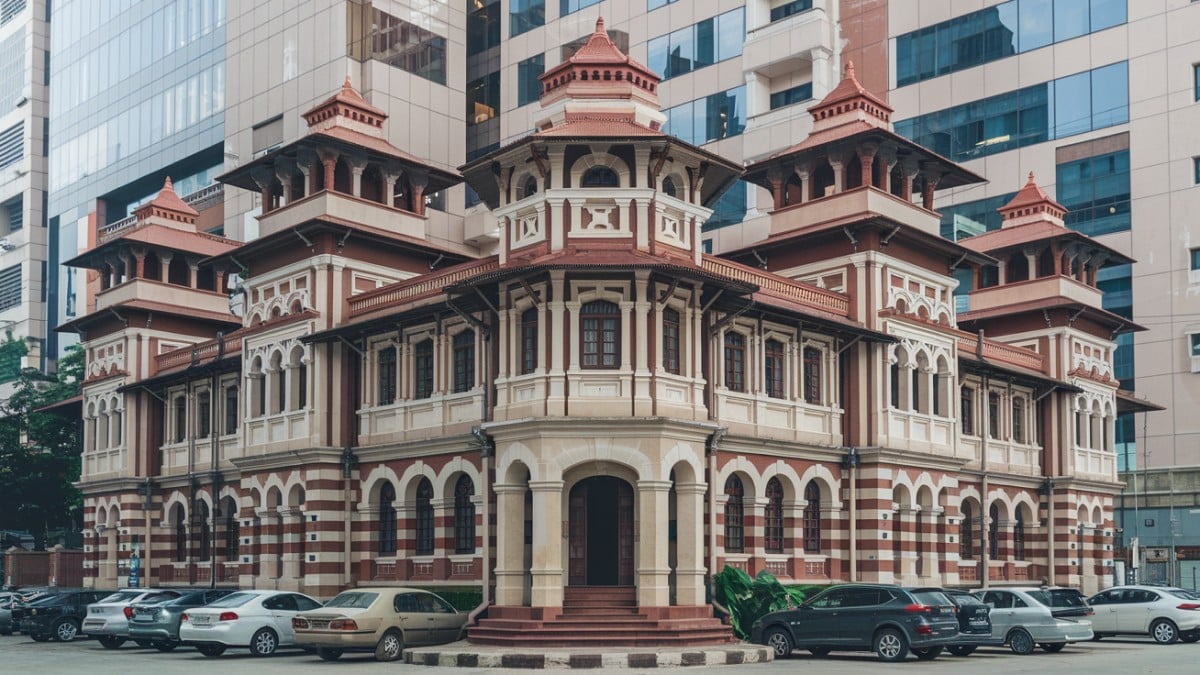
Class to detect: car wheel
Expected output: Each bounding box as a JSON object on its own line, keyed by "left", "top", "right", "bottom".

{"left": 98, "top": 635, "right": 126, "bottom": 649}
{"left": 53, "top": 619, "right": 79, "bottom": 642}
{"left": 154, "top": 641, "right": 178, "bottom": 652}
{"left": 318, "top": 647, "right": 344, "bottom": 661}
{"left": 947, "top": 645, "right": 977, "bottom": 657}
{"left": 1151, "top": 619, "right": 1179, "bottom": 645}
{"left": 198, "top": 644, "right": 227, "bottom": 657}
{"left": 1091, "top": 633, "right": 1104, "bottom": 641}
{"left": 763, "top": 627, "right": 794, "bottom": 658}
{"left": 30, "top": 633, "right": 50, "bottom": 642}
{"left": 250, "top": 627, "right": 279, "bottom": 656}
{"left": 912, "top": 646, "right": 943, "bottom": 660}
{"left": 873, "top": 628, "right": 909, "bottom": 662}
{"left": 1008, "top": 628, "right": 1035, "bottom": 655}
{"left": 1041, "top": 642, "right": 1066, "bottom": 653}
{"left": 808, "top": 646, "right": 831, "bottom": 658}
{"left": 375, "top": 629, "right": 404, "bottom": 662}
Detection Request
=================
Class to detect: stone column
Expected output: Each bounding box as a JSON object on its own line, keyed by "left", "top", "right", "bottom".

{"left": 255, "top": 508, "right": 278, "bottom": 581}
{"left": 674, "top": 481, "right": 707, "bottom": 606}
{"left": 633, "top": 274, "right": 653, "bottom": 415}
{"left": 345, "top": 155, "right": 368, "bottom": 198}
{"left": 793, "top": 162, "right": 811, "bottom": 206}
{"left": 637, "top": 480, "right": 673, "bottom": 607}
{"left": 921, "top": 166, "right": 942, "bottom": 210}
{"left": 877, "top": 147, "right": 898, "bottom": 193}
{"left": 901, "top": 158, "right": 920, "bottom": 201}
{"left": 318, "top": 149, "right": 339, "bottom": 193}
{"left": 528, "top": 480, "right": 564, "bottom": 609}
{"left": 408, "top": 170, "right": 428, "bottom": 216}
{"left": 274, "top": 160, "right": 296, "bottom": 206}
{"left": 493, "top": 485, "right": 527, "bottom": 606}
{"left": 828, "top": 153, "right": 846, "bottom": 194}
{"left": 857, "top": 143, "right": 878, "bottom": 188}
{"left": 159, "top": 251, "right": 173, "bottom": 280}
{"left": 383, "top": 171, "right": 401, "bottom": 208}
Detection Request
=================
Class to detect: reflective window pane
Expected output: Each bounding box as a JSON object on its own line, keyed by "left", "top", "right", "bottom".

{"left": 1018, "top": 0, "right": 1054, "bottom": 51}
{"left": 1090, "top": 62, "right": 1128, "bottom": 129}
{"left": 1053, "top": 0, "right": 1089, "bottom": 41}
{"left": 1089, "top": 0, "right": 1126, "bottom": 31}
{"left": 1053, "top": 71, "right": 1090, "bottom": 138}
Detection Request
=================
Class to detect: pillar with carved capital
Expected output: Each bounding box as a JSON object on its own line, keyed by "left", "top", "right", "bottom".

{"left": 633, "top": 274, "right": 652, "bottom": 415}
{"left": 829, "top": 153, "right": 846, "bottom": 194}
{"left": 794, "top": 162, "right": 811, "bottom": 206}
{"left": 493, "top": 484, "right": 528, "bottom": 606}
{"left": 858, "top": 143, "right": 878, "bottom": 188}
{"left": 318, "top": 149, "right": 339, "bottom": 193}
{"left": 877, "top": 147, "right": 898, "bottom": 193}
{"left": 674, "top": 480, "right": 707, "bottom": 606}
{"left": 529, "top": 480, "right": 564, "bottom": 608}
{"left": 921, "top": 166, "right": 942, "bottom": 210}
{"left": 900, "top": 158, "right": 920, "bottom": 202}
{"left": 636, "top": 480, "right": 673, "bottom": 606}
{"left": 383, "top": 170, "right": 401, "bottom": 208}
{"left": 345, "top": 155, "right": 368, "bottom": 198}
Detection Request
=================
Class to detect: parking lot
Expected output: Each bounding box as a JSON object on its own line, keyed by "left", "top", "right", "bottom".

{"left": 0, "top": 632, "right": 1197, "bottom": 674}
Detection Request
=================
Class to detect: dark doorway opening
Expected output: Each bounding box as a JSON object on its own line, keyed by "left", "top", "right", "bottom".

{"left": 568, "top": 476, "right": 634, "bottom": 586}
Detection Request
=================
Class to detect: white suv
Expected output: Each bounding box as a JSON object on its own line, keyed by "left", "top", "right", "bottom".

{"left": 1088, "top": 586, "right": 1200, "bottom": 644}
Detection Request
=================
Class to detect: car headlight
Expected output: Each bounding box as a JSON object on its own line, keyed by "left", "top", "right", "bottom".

{"left": 29, "top": 609, "right": 37, "bottom": 616}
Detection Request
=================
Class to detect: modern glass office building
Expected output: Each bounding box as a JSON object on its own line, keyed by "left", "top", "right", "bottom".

{"left": 47, "top": 0, "right": 225, "bottom": 358}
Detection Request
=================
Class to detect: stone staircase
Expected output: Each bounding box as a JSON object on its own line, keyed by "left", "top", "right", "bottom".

{"left": 468, "top": 586, "right": 737, "bottom": 647}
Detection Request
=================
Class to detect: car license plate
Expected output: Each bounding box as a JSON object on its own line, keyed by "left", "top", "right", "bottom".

{"left": 193, "top": 615, "right": 212, "bottom": 626}
{"left": 969, "top": 618, "right": 988, "bottom": 626}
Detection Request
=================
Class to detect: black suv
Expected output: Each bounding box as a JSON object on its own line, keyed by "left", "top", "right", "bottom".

{"left": 751, "top": 584, "right": 960, "bottom": 661}
{"left": 14, "top": 589, "right": 112, "bottom": 642}
{"left": 934, "top": 588, "right": 1000, "bottom": 656}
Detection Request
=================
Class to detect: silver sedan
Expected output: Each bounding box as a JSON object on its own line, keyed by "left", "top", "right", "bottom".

{"left": 972, "top": 587, "right": 1093, "bottom": 654}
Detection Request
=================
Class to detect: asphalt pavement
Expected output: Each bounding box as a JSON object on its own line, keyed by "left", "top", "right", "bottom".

{"left": 0, "top": 631, "right": 1196, "bottom": 674}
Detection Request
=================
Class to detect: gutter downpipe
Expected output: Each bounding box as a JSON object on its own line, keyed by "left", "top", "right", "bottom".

{"left": 468, "top": 427, "right": 493, "bottom": 626}
{"left": 978, "top": 331, "right": 990, "bottom": 589}
{"left": 847, "top": 447, "right": 859, "bottom": 582}
{"left": 706, "top": 428, "right": 729, "bottom": 619}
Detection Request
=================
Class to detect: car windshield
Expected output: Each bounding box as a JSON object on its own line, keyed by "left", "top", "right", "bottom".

{"left": 1166, "top": 589, "right": 1200, "bottom": 600}
{"left": 166, "top": 592, "right": 206, "bottom": 605}
{"left": 1033, "top": 589, "right": 1085, "bottom": 607}
{"left": 205, "top": 592, "right": 257, "bottom": 609}
{"left": 97, "top": 591, "right": 143, "bottom": 604}
{"left": 27, "top": 594, "right": 65, "bottom": 606}
{"left": 324, "top": 592, "right": 378, "bottom": 609}
{"left": 139, "top": 592, "right": 178, "bottom": 604}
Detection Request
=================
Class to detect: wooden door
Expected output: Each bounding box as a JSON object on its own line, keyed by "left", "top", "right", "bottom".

{"left": 568, "top": 485, "right": 587, "bottom": 585}
{"left": 618, "top": 482, "right": 634, "bottom": 586}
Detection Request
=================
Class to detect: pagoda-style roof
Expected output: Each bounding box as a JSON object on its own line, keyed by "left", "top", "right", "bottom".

{"left": 56, "top": 297, "right": 241, "bottom": 336}
{"left": 65, "top": 178, "right": 239, "bottom": 270}
{"left": 537, "top": 18, "right": 662, "bottom": 108}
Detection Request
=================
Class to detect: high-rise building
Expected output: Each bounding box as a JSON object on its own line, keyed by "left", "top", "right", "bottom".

{"left": 0, "top": 0, "right": 50, "bottom": 387}
{"left": 47, "top": 0, "right": 227, "bottom": 362}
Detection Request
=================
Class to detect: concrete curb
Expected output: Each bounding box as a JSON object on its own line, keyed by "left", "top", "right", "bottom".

{"left": 404, "top": 643, "right": 774, "bottom": 669}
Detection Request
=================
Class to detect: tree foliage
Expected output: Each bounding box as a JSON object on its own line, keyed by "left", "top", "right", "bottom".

{"left": 713, "top": 565, "right": 827, "bottom": 639}
{"left": 0, "top": 344, "right": 84, "bottom": 548}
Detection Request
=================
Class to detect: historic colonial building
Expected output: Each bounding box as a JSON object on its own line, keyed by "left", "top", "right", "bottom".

{"left": 65, "top": 20, "right": 1144, "bottom": 645}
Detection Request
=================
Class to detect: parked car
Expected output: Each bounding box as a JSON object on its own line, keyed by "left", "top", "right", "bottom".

{"left": 128, "top": 589, "right": 236, "bottom": 651}
{"left": 929, "top": 588, "right": 1000, "bottom": 656}
{"left": 1, "top": 588, "right": 55, "bottom": 635}
{"left": 14, "top": 590, "right": 113, "bottom": 642}
{"left": 293, "top": 588, "right": 468, "bottom": 662}
{"left": 750, "top": 584, "right": 959, "bottom": 662}
{"left": 179, "top": 590, "right": 323, "bottom": 656}
{"left": 84, "top": 589, "right": 183, "bottom": 648}
{"left": 1088, "top": 585, "right": 1200, "bottom": 644}
{"left": 973, "top": 587, "right": 1093, "bottom": 654}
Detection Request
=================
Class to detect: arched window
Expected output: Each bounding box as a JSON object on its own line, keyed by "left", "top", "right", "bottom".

{"left": 378, "top": 345, "right": 397, "bottom": 405}
{"left": 224, "top": 385, "right": 239, "bottom": 435}
{"left": 988, "top": 503, "right": 1000, "bottom": 559}
{"left": 378, "top": 483, "right": 397, "bottom": 555}
{"left": 662, "top": 307, "right": 681, "bottom": 375}
{"left": 520, "top": 308, "right": 538, "bottom": 374}
{"left": 988, "top": 392, "right": 1000, "bottom": 439}
{"left": 1014, "top": 509, "right": 1026, "bottom": 561}
{"left": 765, "top": 478, "right": 784, "bottom": 554}
{"left": 803, "top": 346, "right": 822, "bottom": 404}
{"left": 1012, "top": 397, "right": 1026, "bottom": 443}
{"left": 174, "top": 507, "right": 187, "bottom": 562}
{"left": 414, "top": 340, "right": 434, "bottom": 399}
{"left": 224, "top": 507, "right": 239, "bottom": 561}
{"left": 803, "top": 481, "right": 822, "bottom": 553}
{"left": 580, "top": 300, "right": 620, "bottom": 369}
{"left": 723, "top": 476, "right": 744, "bottom": 553}
{"left": 961, "top": 502, "right": 974, "bottom": 558}
{"left": 293, "top": 350, "right": 308, "bottom": 410}
{"left": 197, "top": 391, "right": 211, "bottom": 439}
{"left": 173, "top": 395, "right": 186, "bottom": 443}
{"left": 960, "top": 387, "right": 975, "bottom": 436}
{"left": 415, "top": 479, "right": 434, "bottom": 555}
{"left": 662, "top": 176, "right": 678, "bottom": 198}
{"left": 454, "top": 476, "right": 476, "bottom": 554}
{"left": 523, "top": 176, "right": 538, "bottom": 199}
{"left": 890, "top": 361, "right": 901, "bottom": 408}
{"left": 764, "top": 339, "right": 784, "bottom": 399}
{"left": 724, "top": 332, "right": 746, "bottom": 392}
{"left": 196, "top": 501, "right": 211, "bottom": 562}
{"left": 453, "top": 330, "right": 475, "bottom": 393}
{"left": 581, "top": 166, "right": 619, "bottom": 187}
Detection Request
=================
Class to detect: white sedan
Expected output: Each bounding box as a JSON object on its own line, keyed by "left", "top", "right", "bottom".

{"left": 1088, "top": 585, "right": 1200, "bottom": 644}
{"left": 179, "top": 590, "right": 323, "bottom": 656}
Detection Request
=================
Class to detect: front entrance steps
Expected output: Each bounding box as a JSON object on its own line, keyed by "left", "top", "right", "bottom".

{"left": 468, "top": 586, "right": 737, "bottom": 647}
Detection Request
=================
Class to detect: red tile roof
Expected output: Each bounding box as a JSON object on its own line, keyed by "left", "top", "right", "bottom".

{"left": 808, "top": 61, "right": 892, "bottom": 117}
{"left": 1000, "top": 171, "right": 1065, "bottom": 215}
{"left": 145, "top": 177, "right": 198, "bottom": 217}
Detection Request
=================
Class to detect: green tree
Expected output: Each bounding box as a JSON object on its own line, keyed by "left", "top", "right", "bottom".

{"left": 0, "top": 343, "right": 84, "bottom": 549}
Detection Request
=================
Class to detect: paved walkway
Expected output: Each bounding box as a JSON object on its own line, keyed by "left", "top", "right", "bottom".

{"left": 405, "top": 642, "right": 774, "bottom": 669}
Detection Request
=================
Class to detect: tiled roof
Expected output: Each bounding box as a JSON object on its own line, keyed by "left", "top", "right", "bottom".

{"left": 809, "top": 61, "right": 892, "bottom": 115}
{"left": 534, "top": 114, "right": 664, "bottom": 138}
{"left": 145, "top": 177, "right": 198, "bottom": 216}
{"left": 1001, "top": 171, "right": 1065, "bottom": 214}
{"left": 307, "top": 75, "right": 387, "bottom": 119}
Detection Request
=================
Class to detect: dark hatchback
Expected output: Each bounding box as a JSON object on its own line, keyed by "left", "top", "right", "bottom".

{"left": 751, "top": 584, "right": 960, "bottom": 662}
{"left": 934, "top": 588, "right": 1002, "bottom": 656}
{"left": 128, "top": 589, "right": 236, "bottom": 651}
{"left": 14, "top": 590, "right": 112, "bottom": 642}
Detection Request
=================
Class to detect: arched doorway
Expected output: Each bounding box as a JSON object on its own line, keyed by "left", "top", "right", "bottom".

{"left": 568, "top": 476, "right": 634, "bottom": 586}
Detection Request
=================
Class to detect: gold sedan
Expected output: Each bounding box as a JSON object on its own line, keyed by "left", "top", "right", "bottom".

{"left": 292, "top": 588, "right": 468, "bottom": 662}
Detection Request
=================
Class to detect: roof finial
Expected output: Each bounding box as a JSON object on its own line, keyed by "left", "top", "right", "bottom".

{"left": 844, "top": 60, "right": 856, "bottom": 79}
{"left": 163, "top": 176, "right": 174, "bottom": 191}
{"left": 1027, "top": 170, "right": 1036, "bottom": 184}
{"left": 595, "top": 16, "right": 606, "bottom": 35}
{"left": 342, "top": 74, "right": 353, "bottom": 90}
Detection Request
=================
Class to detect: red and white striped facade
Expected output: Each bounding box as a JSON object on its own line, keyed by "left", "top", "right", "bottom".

{"left": 67, "top": 21, "right": 1139, "bottom": 616}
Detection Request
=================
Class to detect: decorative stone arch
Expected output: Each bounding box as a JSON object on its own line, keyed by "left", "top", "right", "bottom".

{"left": 555, "top": 440, "right": 656, "bottom": 483}
{"left": 398, "top": 461, "right": 441, "bottom": 501}
{"left": 285, "top": 292, "right": 307, "bottom": 314}
{"left": 987, "top": 491, "right": 1013, "bottom": 522}
{"left": 658, "top": 168, "right": 689, "bottom": 201}
{"left": 796, "top": 463, "right": 843, "bottom": 510}
{"left": 892, "top": 482, "right": 914, "bottom": 509}
{"left": 1011, "top": 493, "right": 1037, "bottom": 521}
{"left": 496, "top": 441, "right": 539, "bottom": 484}
{"left": 569, "top": 152, "right": 632, "bottom": 189}
{"left": 915, "top": 484, "right": 936, "bottom": 510}
{"left": 512, "top": 169, "right": 541, "bottom": 201}
{"left": 164, "top": 493, "right": 189, "bottom": 525}
{"left": 248, "top": 310, "right": 264, "bottom": 326}
{"left": 891, "top": 470, "right": 918, "bottom": 500}
{"left": 285, "top": 482, "right": 307, "bottom": 509}
{"left": 957, "top": 486, "right": 982, "bottom": 516}
{"left": 436, "top": 456, "right": 483, "bottom": 499}
{"left": 573, "top": 286, "right": 627, "bottom": 307}
{"left": 715, "top": 455, "right": 766, "bottom": 498}
{"left": 1090, "top": 503, "right": 1104, "bottom": 527}
{"left": 359, "top": 464, "right": 403, "bottom": 510}
{"left": 760, "top": 460, "right": 805, "bottom": 502}
{"left": 659, "top": 441, "right": 704, "bottom": 484}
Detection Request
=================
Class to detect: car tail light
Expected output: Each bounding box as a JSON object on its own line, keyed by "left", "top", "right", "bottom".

{"left": 180, "top": 613, "right": 190, "bottom": 623}
{"left": 292, "top": 617, "right": 309, "bottom": 629}
{"left": 218, "top": 612, "right": 239, "bottom": 622}
{"left": 329, "top": 619, "right": 359, "bottom": 630}
{"left": 916, "top": 624, "right": 932, "bottom": 635}
{"left": 904, "top": 604, "right": 931, "bottom": 613}
{"left": 1178, "top": 603, "right": 1200, "bottom": 610}
{"left": 124, "top": 607, "right": 133, "bottom": 619}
